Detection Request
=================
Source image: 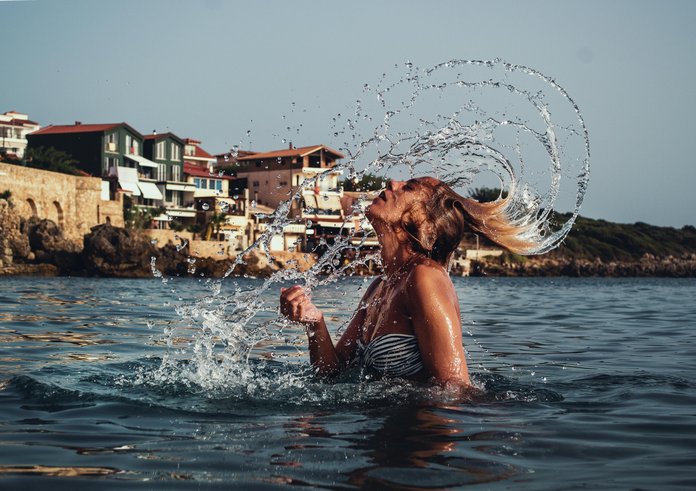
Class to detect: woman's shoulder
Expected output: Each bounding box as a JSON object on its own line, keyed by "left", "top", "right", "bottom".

{"left": 408, "top": 256, "right": 450, "bottom": 281}
{"left": 402, "top": 257, "right": 453, "bottom": 297}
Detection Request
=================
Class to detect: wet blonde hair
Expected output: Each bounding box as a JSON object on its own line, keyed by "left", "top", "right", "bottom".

{"left": 401, "top": 180, "right": 536, "bottom": 266}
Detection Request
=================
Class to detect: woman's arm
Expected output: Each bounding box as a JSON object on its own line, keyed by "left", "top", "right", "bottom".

{"left": 407, "top": 264, "right": 470, "bottom": 385}
{"left": 280, "top": 279, "right": 381, "bottom": 377}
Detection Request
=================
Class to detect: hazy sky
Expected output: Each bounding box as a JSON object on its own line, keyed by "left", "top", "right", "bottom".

{"left": 2, "top": 0, "right": 695, "bottom": 227}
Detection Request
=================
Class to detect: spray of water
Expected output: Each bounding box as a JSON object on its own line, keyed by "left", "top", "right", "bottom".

{"left": 141, "top": 59, "right": 590, "bottom": 397}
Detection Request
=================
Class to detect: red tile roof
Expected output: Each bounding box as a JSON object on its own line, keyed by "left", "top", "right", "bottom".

{"left": 215, "top": 150, "right": 257, "bottom": 160}
{"left": 29, "top": 122, "right": 142, "bottom": 137}
{"left": 1, "top": 118, "right": 39, "bottom": 127}
{"left": 183, "top": 162, "right": 235, "bottom": 180}
{"left": 237, "top": 144, "right": 344, "bottom": 161}
{"left": 185, "top": 145, "right": 213, "bottom": 160}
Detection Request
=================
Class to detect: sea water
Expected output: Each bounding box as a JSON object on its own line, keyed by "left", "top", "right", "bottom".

{"left": 0, "top": 60, "right": 610, "bottom": 489}
{"left": 1, "top": 276, "right": 695, "bottom": 489}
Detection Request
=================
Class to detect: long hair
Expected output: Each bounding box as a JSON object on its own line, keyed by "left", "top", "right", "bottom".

{"left": 401, "top": 181, "right": 536, "bottom": 266}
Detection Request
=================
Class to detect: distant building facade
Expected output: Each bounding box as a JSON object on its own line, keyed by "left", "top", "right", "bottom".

{"left": 142, "top": 132, "right": 194, "bottom": 227}
{"left": 234, "top": 144, "right": 344, "bottom": 212}
{"left": 27, "top": 121, "right": 144, "bottom": 177}
{"left": 230, "top": 144, "right": 349, "bottom": 249}
{"left": 0, "top": 111, "right": 40, "bottom": 158}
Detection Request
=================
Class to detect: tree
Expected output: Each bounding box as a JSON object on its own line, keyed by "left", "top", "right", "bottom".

{"left": 23, "top": 146, "right": 83, "bottom": 175}
{"left": 123, "top": 195, "right": 166, "bottom": 229}
{"left": 468, "top": 187, "right": 507, "bottom": 203}
{"left": 206, "top": 212, "right": 227, "bottom": 240}
{"left": 341, "top": 173, "right": 385, "bottom": 192}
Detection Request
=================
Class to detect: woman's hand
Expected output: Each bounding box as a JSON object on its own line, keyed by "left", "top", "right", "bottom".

{"left": 280, "top": 285, "right": 324, "bottom": 326}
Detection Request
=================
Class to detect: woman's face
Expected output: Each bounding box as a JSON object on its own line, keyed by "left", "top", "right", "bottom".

{"left": 366, "top": 176, "right": 440, "bottom": 227}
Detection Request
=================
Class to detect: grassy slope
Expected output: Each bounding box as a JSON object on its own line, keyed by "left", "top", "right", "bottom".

{"left": 551, "top": 214, "right": 696, "bottom": 262}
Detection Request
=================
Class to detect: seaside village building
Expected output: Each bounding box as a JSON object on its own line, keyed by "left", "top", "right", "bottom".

{"left": 25, "top": 123, "right": 200, "bottom": 229}
{"left": 0, "top": 111, "right": 41, "bottom": 159}
{"left": 18, "top": 117, "right": 377, "bottom": 255}
{"left": 229, "top": 144, "right": 359, "bottom": 251}
{"left": 183, "top": 139, "right": 251, "bottom": 249}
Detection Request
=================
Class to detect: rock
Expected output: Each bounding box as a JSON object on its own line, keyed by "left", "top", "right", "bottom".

{"left": 20, "top": 217, "right": 81, "bottom": 273}
{"left": 82, "top": 224, "right": 160, "bottom": 278}
{"left": 8, "top": 234, "right": 30, "bottom": 260}
{"left": 27, "top": 217, "right": 80, "bottom": 255}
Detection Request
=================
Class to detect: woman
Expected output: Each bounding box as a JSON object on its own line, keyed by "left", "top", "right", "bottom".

{"left": 280, "top": 177, "right": 533, "bottom": 385}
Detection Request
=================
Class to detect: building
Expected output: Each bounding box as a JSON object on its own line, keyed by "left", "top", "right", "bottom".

{"left": 27, "top": 121, "right": 145, "bottom": 178}
{"left": 25, "top": 121, "right": 168, "bottom": 217}
{"left": 234, "top": 144, "right": 344, "bottom": 212}
{"left": 183, "top": 138, "right": 228, "bottom": 200}
{"left": 142, "top": 132, "right": 193, "bottom": 227}
{"left": 0, "top": 111, "right": 40, "bottom": 158}
{"left": 221, "top": 144, "right": 348, "bottom": 250}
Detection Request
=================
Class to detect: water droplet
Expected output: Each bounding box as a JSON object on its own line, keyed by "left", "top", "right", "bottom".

{"left": 202, "top": 203, "right": 210, "bottom": 210}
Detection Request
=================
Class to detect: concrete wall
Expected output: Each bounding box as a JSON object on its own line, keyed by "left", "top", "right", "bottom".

{"left": 0, "top": 162, "right": 124, "bottom": 244}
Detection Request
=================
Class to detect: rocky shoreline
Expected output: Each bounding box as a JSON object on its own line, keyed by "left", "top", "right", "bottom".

{"left": 468, "top": 254, "right": 696, "bottom": 278}
{"left": 2, "top": 199, "right": 695, "bottom": 279}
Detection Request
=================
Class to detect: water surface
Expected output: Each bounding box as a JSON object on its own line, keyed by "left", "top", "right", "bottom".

{"left": 1, "top": 277, "right": 694, "bottom": 489}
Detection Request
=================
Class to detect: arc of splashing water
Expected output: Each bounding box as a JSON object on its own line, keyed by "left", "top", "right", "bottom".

{"left": 333, "top": 58, "right": 590, "bottom": 255}
{"left": 151, "top": 59, "right": 590, "bottom": 388}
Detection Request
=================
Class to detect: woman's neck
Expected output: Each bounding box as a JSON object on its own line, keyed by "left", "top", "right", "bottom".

{"left": 378, "top": 231, "right": 417, "bottom": 277}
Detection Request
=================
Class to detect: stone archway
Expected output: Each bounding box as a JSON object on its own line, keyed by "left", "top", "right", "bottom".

{"left": 52, "top": 201, "right": 64, "bottom": 228}
{"left": 26, "top": 197, "right": 38, "bottom": 217}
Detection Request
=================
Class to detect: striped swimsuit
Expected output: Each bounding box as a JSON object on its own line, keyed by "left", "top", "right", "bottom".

{"left": 357, "top": 334, "right": 424, "bottom": 378}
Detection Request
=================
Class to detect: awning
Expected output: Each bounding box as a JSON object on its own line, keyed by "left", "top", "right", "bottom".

{"left": 116, "top": 166, "right": 140, "bottom": 196}
{"left": 283, "top": 224, "right": 306, "bottom": 234}
{"left": 137, "top": 181, "right": 163, "bottom": 200}
{"left": 302, "top": 193, "right": 343, "bottom": 212}
{"left": 166, "top": 210, "right": 196, "bottom": 218}
{"left": 317, "top": 220, "right": 346, "bottom": 228}
{"left": 125, "top": 154, "right": 159, "bottom": 168}
{"left": 166, "top": 183, "right": 196, "bottom": 192}
{"left": 316, "top": 195, "right": 342, "bottom": 210}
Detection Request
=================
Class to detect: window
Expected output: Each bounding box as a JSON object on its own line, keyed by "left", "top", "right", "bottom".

{"left": 171, "top": 143, "right": 180, "bottom": 161}
{"left": 252, "top": 181, "right": 259, "bottom": 187}
{"left": 105, "top": 133, "right": 117, "bottom": 152}
{"left": 156, "top": 164, "right": 167, "bottom": 181}
{"left": 125, "top": 135, "right": 139, "bottom": 155}
{"left": 215, "top": 180, "right": 222, "bottom": 191}
{"left": 104, "top": 156, "right": 119, "bottom": 173}
{"left": 170, "top": 191, "right": 181, "bottom": 206}
{"left": 171, "top": 165, "right": 181, "bottom": 182}
{"left": 194, "top": 178, "right": 200, "bottom": 189}
{"left": 279, "top": 181, "right": 288, "bottom": 187}
{"left": 156, "top": 141, "right": 165, "bottom": 160}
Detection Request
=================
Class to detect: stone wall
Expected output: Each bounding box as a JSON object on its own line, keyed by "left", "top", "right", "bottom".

{"left": 141, "top": 229, "right": 234, "bottom": 259}
{"left": 0, "top": 162, "right": 123, "bottom": 244}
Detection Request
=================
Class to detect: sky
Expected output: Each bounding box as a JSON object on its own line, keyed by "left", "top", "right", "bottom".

{"left": 2, "top": 0, "right": 695, "bottom": 227}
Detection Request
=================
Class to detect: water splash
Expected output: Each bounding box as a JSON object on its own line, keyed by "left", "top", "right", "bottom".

{"left": 334, "top": 58, "right": 590, "bottom": 254}
{"left": 148, "top": 59, "right": 590, "bottom": 395}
